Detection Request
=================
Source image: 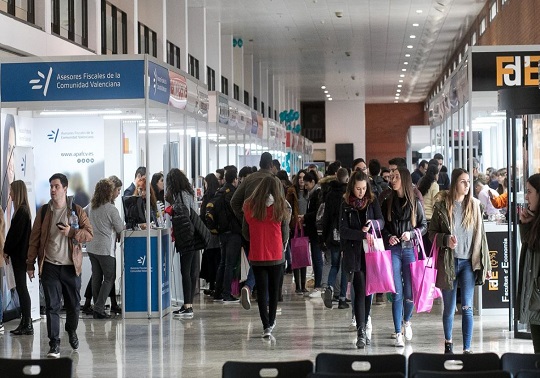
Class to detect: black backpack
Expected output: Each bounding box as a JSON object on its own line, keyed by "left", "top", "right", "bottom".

{"left": 205, "top": 187, "right": 238, "bottom": 235}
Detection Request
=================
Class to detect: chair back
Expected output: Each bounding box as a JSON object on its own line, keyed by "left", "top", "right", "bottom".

{"left": 0, "top": 357, "right": 73, "bottom": 378}
{"left": 316, "top": 353, "right": 406, "bottom": 375}
{"left": 310, "top": 373, "right": 404, "bottom": 378}
{"left": 408, "top": 353, "right": 500, "bottom": 377}
{"left": 501, "top": 353, "right": 540, "bottom": 376}
{"left": 222, "top": 360, "right": 313, "bottom": 378}
{"left": 413, "top": 370, "right": 510, "bottom": 378}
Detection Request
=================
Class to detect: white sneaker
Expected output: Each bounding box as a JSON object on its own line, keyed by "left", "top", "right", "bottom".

{"left": 404, "top": 321, "right": 413, "bottom": 341}
{"left": 348, "top": 318, "right": 357, "bottom": 332}
{"left": 309, "top": 289, "right": 321, "bottom": 298}
{"left": 395, "top": 333, "right": 405, "bottom": 347}
{"left": 366, "top": 315, "right": 372, "bottom": 332}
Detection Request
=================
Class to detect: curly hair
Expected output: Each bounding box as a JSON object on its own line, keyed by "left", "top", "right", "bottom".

{"left": 165, "top": 168, "right": 194, "bottom": 203}
{"left": 91, "top": 179, "right": 114, "bottom": 209}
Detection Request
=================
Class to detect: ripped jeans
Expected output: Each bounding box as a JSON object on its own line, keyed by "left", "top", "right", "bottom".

{"left": 442, "top": 258, "right": 475, "bottom": 350}
{"left": 390, "top": 246, "right": 415, "bottom": 333}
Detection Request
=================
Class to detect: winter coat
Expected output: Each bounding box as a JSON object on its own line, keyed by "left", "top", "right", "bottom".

{"left": 380, "top": 192, "right": 427, "bottom": 249}
{"left": 516, "top": 221, "right": 540, "bottom": 325}
{"left": 339, "top": 198, "right": 384, "bottom": 274}
{"left": 172, "top": 191, "right": 211, "bottom": 254}
{"left": 321, "top": 180, "right": 346, "bottom": 246}
{"left": 303, "top": 185, "right": 321, "bottom": 240}
{"left": 4, "top": 205, "right": 31, "bottom": 267}
{"left": 428, "top": 191, "right": 491, "bottom": 291}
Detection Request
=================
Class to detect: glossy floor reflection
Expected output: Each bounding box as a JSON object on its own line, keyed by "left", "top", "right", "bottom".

{"left": 0, "top": 274, "right": 533, "bottom": 378}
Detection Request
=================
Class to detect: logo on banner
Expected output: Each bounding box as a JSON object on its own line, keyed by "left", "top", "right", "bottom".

{"left": 47, "top": 128, "right": 60, "bottom": 143}
{"left": 137, "top": 256, "right": 146, "bottom": 266}
{"left": 496, "top": 55, "right": 540, "bottom": 87}
{"left": 29, "top": 67, "right": 53, "bottom": 96}
{"left": 20, "top": 155, "right": 26, "bottom": 176}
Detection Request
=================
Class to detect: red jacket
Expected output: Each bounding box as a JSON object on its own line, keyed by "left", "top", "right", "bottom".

{"left": 243, "top": 204, "right": 283, "bottom": 263}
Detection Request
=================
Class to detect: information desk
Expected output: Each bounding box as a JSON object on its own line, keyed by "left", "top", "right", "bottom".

{"left": 121, "top": 229, "right": 171, "bottom": 318}
{"left": 476, "top": 222, "right": 509, "bottom": 315}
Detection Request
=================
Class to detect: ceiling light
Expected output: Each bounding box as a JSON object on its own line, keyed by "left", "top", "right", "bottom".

{"left": 40, "top": 110, "right": 123, "bottom": 116}
{"left": 413, "top": 23, "right": 419, "bottom": 27}
{"left": 321, "top": 85, "right": 326, "bottom": 89}
{"left": 402, "top": 68, "right": 407, "bottom": 72}
{"left": 103, "top": 114, "right": 143, "bottom": 120}
{"left": 407, "top": 45, "right": 414, "bottom": 49}
{"left": 328, "top": 98, "right": 333, "bottom": 101}
{"left": 326, "top": 94, "right": 330, "bottom": 97}
{"left": 410, "top": 35, "right": 416, "bottom": 39}
{"left": 416, "top": 9, "right": 423, "bottom": 14}
{"left": 394, "top": 100, "right": 398, "bottom": 103}
{"left": 400, "top": 74, "right": 405, "bottom": 77}
{"left": 398, "top": 85, "right": 402, "bottom": 88}
{"left": 395, "top": 97, "right": 399, "bottom": 100}
{"left": 404, "top": 62, "right": 409, "bottom": 65}
{"left": 397, "top": 89, "right": 401, "bottom": 92}
{"left": 399, "top": 80, "right": 403, "bottom": 83}
{"left": 324, "top": 90, "right": 328, "bottom": 93}
{"left": 405, "top": 54, "right": 411, "bottom": 57}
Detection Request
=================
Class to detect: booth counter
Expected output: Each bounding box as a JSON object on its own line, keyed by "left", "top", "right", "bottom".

{"left": 121, "top": 229, "right": 170, "bottom": 319}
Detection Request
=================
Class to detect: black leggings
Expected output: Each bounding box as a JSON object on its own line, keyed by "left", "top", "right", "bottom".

{"left": 352, "top": 270, "right": 367, "bottom": 329}
{"left": 180, "top": 251, "right": 198, "bottom": 304}
{"left": 253, "top": 264, "right": 283, "bottom": 330}
{"left": 531, "top": 324, "right": 540, "bottom": 353}
{"left": 12, "top": 259, "right": 31, "bottom": 318}
{"left": 293, "top": 267, "right": 307, "bottom": 291}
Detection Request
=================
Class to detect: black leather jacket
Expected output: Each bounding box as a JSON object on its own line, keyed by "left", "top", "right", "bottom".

{"left": 380, "top": 192, "right": 427, "bottom": 249}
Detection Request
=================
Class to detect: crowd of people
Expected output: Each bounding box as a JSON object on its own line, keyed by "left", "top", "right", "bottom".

{"left": 0, "top": 152, "right": 539, "bottom": 358}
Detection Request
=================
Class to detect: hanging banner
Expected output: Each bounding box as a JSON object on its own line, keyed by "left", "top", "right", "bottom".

{"left": 1, "top": 60, "right": 145, "bottom": 102}
{"left": 169, "top": 72, "right": 188, "bottom": 109}
{"left": 218, "top": 94, "right": 229, "bottom": 125}
{"left": 250, "top": 111, "right": 258, "bottom": 135}
{"left": 471, "top": 51, "right": 540, "bottom": 91}
{"left": 148, "top": 61, "right": 170, "bottom": 105}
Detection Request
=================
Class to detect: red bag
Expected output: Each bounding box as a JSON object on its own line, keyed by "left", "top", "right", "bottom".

{"left": 410, "top": 230, "right": 442, "bottom": 313}
{"left": 290, "top": 224, "right": 311, "bottom": 269}
{"left": 365, "top": 245, "right": 396, "bottom": 295}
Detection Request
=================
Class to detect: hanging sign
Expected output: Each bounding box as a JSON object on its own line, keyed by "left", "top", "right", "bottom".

{"left": 1, "top": 60, "right": 145, "bottom": 102}
{"left": 169, "top": 72, "right": 187, "bottom": 109}
{"left": 148, "top": 61, "right": 170, "bottom": 105}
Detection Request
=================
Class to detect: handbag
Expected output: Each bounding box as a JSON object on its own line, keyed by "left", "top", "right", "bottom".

{"left": 290, "top": 224, "right": 311, "bottom": 270}
{"left": 362, "top": 220, "right": 385, "bottom": 253}
{"left": 240, "top": 247, "right": 249, "bottom": 283}
{"left": 364, "top": 221, "right": 395, "bottom": 295}
{"left": 410, "top": 230, "right": 442, "bottom": 313}
{"left": 171, "top": 194, "right": 194, "bottom": 248}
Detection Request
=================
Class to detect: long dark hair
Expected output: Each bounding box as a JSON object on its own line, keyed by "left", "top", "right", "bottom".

{"left": 344, "top": 170, "right": 374, "bottom": 208}
{"left": 526, "top": 173, "right": 540, "bottom": 248}
{"left": 417, "top": 164, "right": 439, "bottom": 196}
{"left": 151, "top": 172, "right": 164, "bottom": 202}
{"left": 446, "top": 168, "right": 474, "bottom": 229}
{"left": 165, "top": 168, "right": 194, "bottom": 203}
{"left": 204, "top": 173, "right": 220, "bottom": 197}
{"left": 386, "top": 166, "right": 417, "bottom": 227}
{"left": 292, "top": 169, "right": 307, "bottom": 195}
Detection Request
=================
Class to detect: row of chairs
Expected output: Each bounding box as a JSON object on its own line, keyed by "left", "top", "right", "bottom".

{"left": 222, "top": 352, "right": 540, "bottom": 378}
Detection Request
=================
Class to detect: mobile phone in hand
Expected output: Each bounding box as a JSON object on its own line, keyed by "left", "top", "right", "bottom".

{"left": 56, "top": 222, "right": 67, "bottom": 229}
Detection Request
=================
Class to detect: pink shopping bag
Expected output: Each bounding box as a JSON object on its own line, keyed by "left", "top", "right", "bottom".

{"left": 410, "top": 230, "right": 442, "bottom": 313}
{"left": 290, "top": 224, "right": 311, "bottom": 270}
{"left": 365, "top": 248, "right": 396, "bottom": 296}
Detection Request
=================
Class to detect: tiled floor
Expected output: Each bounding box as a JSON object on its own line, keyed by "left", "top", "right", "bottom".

{"left": 0, "top": 274, "right": 533, "bottom": 377}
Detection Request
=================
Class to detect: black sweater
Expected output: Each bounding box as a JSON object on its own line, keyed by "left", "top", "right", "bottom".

{"left": 4, "top": 206, "right": 32, "bottom": 267}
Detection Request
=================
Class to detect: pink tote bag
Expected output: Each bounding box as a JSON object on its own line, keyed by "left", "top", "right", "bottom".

{"left": 410, "top": 230, "right": 442, "bottom": 313}
{"left": 365, "top": 223, "right": 395, "bottom": 295}
{"left": 290, "top": 224, "right": 311, "bottom": 270}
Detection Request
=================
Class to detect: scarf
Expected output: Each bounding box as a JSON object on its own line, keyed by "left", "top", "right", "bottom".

{"left": 348, "top": 195, "right": 367, "bottom": 210}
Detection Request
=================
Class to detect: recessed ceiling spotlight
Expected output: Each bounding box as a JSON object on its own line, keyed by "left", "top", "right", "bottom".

{"left": 328, "top": 98, "right": 333, "bottom": 101}
{"left": 324, "top": 90, "right": 328, "bottom": 93}
{"left": 399, "top": 80, "right": 403, "bottom": 83}
{"left": 397, "top": 89, "right": 401, "bottom": 92}
{"left": 398, "top": 84, "right": 402, "bottom": 88}
{"left": 326, "top": 94, "right": 330, "bottom": 97}
{"left": 394, "top": 100, "right": 398, "bottom": 103}
{"left": 404, "top": 62, "right": 409, "bottom": 65}
{"left": 402, "top": 68, "right": 407, "bottom": 72}
{"left": 405, "top": 54, "right": 411, "bottom": 57}
{"left": 400, "top": 74, "right": 405, "bottom": 77}
{"left": 413, "top": 23, "right": 419, "bottom": 27}
{"left": 416, "top": 9, "right": 423, "bottom": 14}
{"left": 395, "top": 97, "right": 400, "bottom": 100}
{"left": 321, "top": 85, "right": 326, "bottom": 89}
{"left": 410, "top": 35, "right": 416, "bottom": 39}
{"left": 407, "top": 45, "right": 414, "bottom": 49}
{"left": 396, "top": 94, "right": 400, "bottom": 97}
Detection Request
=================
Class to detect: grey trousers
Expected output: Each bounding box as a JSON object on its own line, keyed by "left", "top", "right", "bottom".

{"left": 88, "top": 253, "right": 116, "bottom": 315}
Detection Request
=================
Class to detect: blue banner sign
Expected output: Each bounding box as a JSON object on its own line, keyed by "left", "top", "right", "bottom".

{"left": 1, "top": 60, "right": 145, "bottom": 102}
{"left": 148, "top": 61, "right": 170, "bottom": 104}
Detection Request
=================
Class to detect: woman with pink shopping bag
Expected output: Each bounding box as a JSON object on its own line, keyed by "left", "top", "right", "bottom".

{"left": 429, "top": 168, "right": 492, "bottom": 355}
{"left": 381, "top": 166, "right": 427, "bottom": 347}
{"left": 339, "top": 170, "right": 384, "bottom": 348}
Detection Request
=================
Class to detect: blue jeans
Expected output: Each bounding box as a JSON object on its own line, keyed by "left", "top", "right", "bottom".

{"left": 216, "top": 233, "right": 242, "bottom": 297}
{"left": 242, "top": 241, "right": 256, "bottom": 291}
{"left": 442, "top": 258, "right": 475, "bottom": 350}
{"left": 391, "top": 246, "right": 415, "bottom": 333}
{"left": 310, "top": 240, "right": 323, "bottom": 288}
{"left": 327, "top": 245, "right": 347, "bottom": 300}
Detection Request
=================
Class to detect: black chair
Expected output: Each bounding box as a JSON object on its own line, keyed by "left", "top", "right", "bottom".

{"left": 408, "top": 352, "right": 500, "bottom": 378}
{"left": 222, "top": 360, "right": 314, "bottom": 378}
{"left": 516, "top": 370, "right": 540, "bottom": 378}
{"left": 316, "top": 353, "right": 406, "bottom": 375}
{"left": 310, "top": 373, "right": 404, "bottom": 378}
{"left": 501, "top": 352, "right": 540, "bottom": 376}
{"left": 413, "top": 370, "right": 510, "bottom": 378}
{"left": 0, "top": 357, "right": 73, "bottom": 378}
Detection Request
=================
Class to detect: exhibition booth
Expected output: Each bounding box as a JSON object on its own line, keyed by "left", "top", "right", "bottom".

{"left": 428, "top": 46, "right": 540, "bottom": 332}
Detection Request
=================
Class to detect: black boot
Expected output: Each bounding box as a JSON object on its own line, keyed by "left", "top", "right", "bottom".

{"left": 10, "top": 316, "right": 24, "bottom": 334}
{"left": 13, "top": 316, "right": 34, "bottom": 336}
{"left": 356, "top": 324, "right": 367, "bottom": 349}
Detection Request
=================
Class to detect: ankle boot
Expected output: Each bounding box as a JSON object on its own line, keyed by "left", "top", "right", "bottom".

{"left": 356, "top": 324, "right": 367, "bottom": 349}
{"left": 13, "top": 316, "right": 34, "bottom": 336}
{"left": 444, "top": 341, "right": 453, "bottom": 354}
{"left": 10, "top": 316, "right": 24, "bottom": 334}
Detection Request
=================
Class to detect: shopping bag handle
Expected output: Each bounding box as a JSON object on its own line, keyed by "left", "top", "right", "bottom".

{"left": 295, "top": 222, "right": 304, "bottom": 238}
{"left": 413, "top": 228, "right": 426, "bottom": 261}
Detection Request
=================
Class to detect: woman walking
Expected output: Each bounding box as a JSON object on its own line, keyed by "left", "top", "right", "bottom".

{"left": 4, "top": 180, "right": 31, "bottom": 334}
{"left": 381, "top": 166, "right": 427, "bottom": 347}
{"left": 287, "top": 170, "right": 308, "bottom": 294}
{"left": 516, "top": 173, "right": 540, "bottom": 352}
{"left": 339, "top": 171, "right": 384, "bottom": 348}
{"left": 86, "top": 179, "right": 124, "bottom": 319}
{"left": 243, "top": 176, "right": 290, "bottom": 337}
{"left": 429, "top": 168, "right": 492, "bottom": 354}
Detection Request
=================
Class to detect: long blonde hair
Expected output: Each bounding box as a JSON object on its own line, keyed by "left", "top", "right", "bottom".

{"left": 446, "top": 168, "right": 474, "bottom": 229}
{"left": 245, "top": 176, "right": 287, "bottom": 222}
{"left": 10, "top": 180, "right": 30, "bottom": 218}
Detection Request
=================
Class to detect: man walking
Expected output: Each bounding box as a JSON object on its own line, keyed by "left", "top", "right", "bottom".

{"left": 27, "top": 173, "right": 93, "bottom": 358}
